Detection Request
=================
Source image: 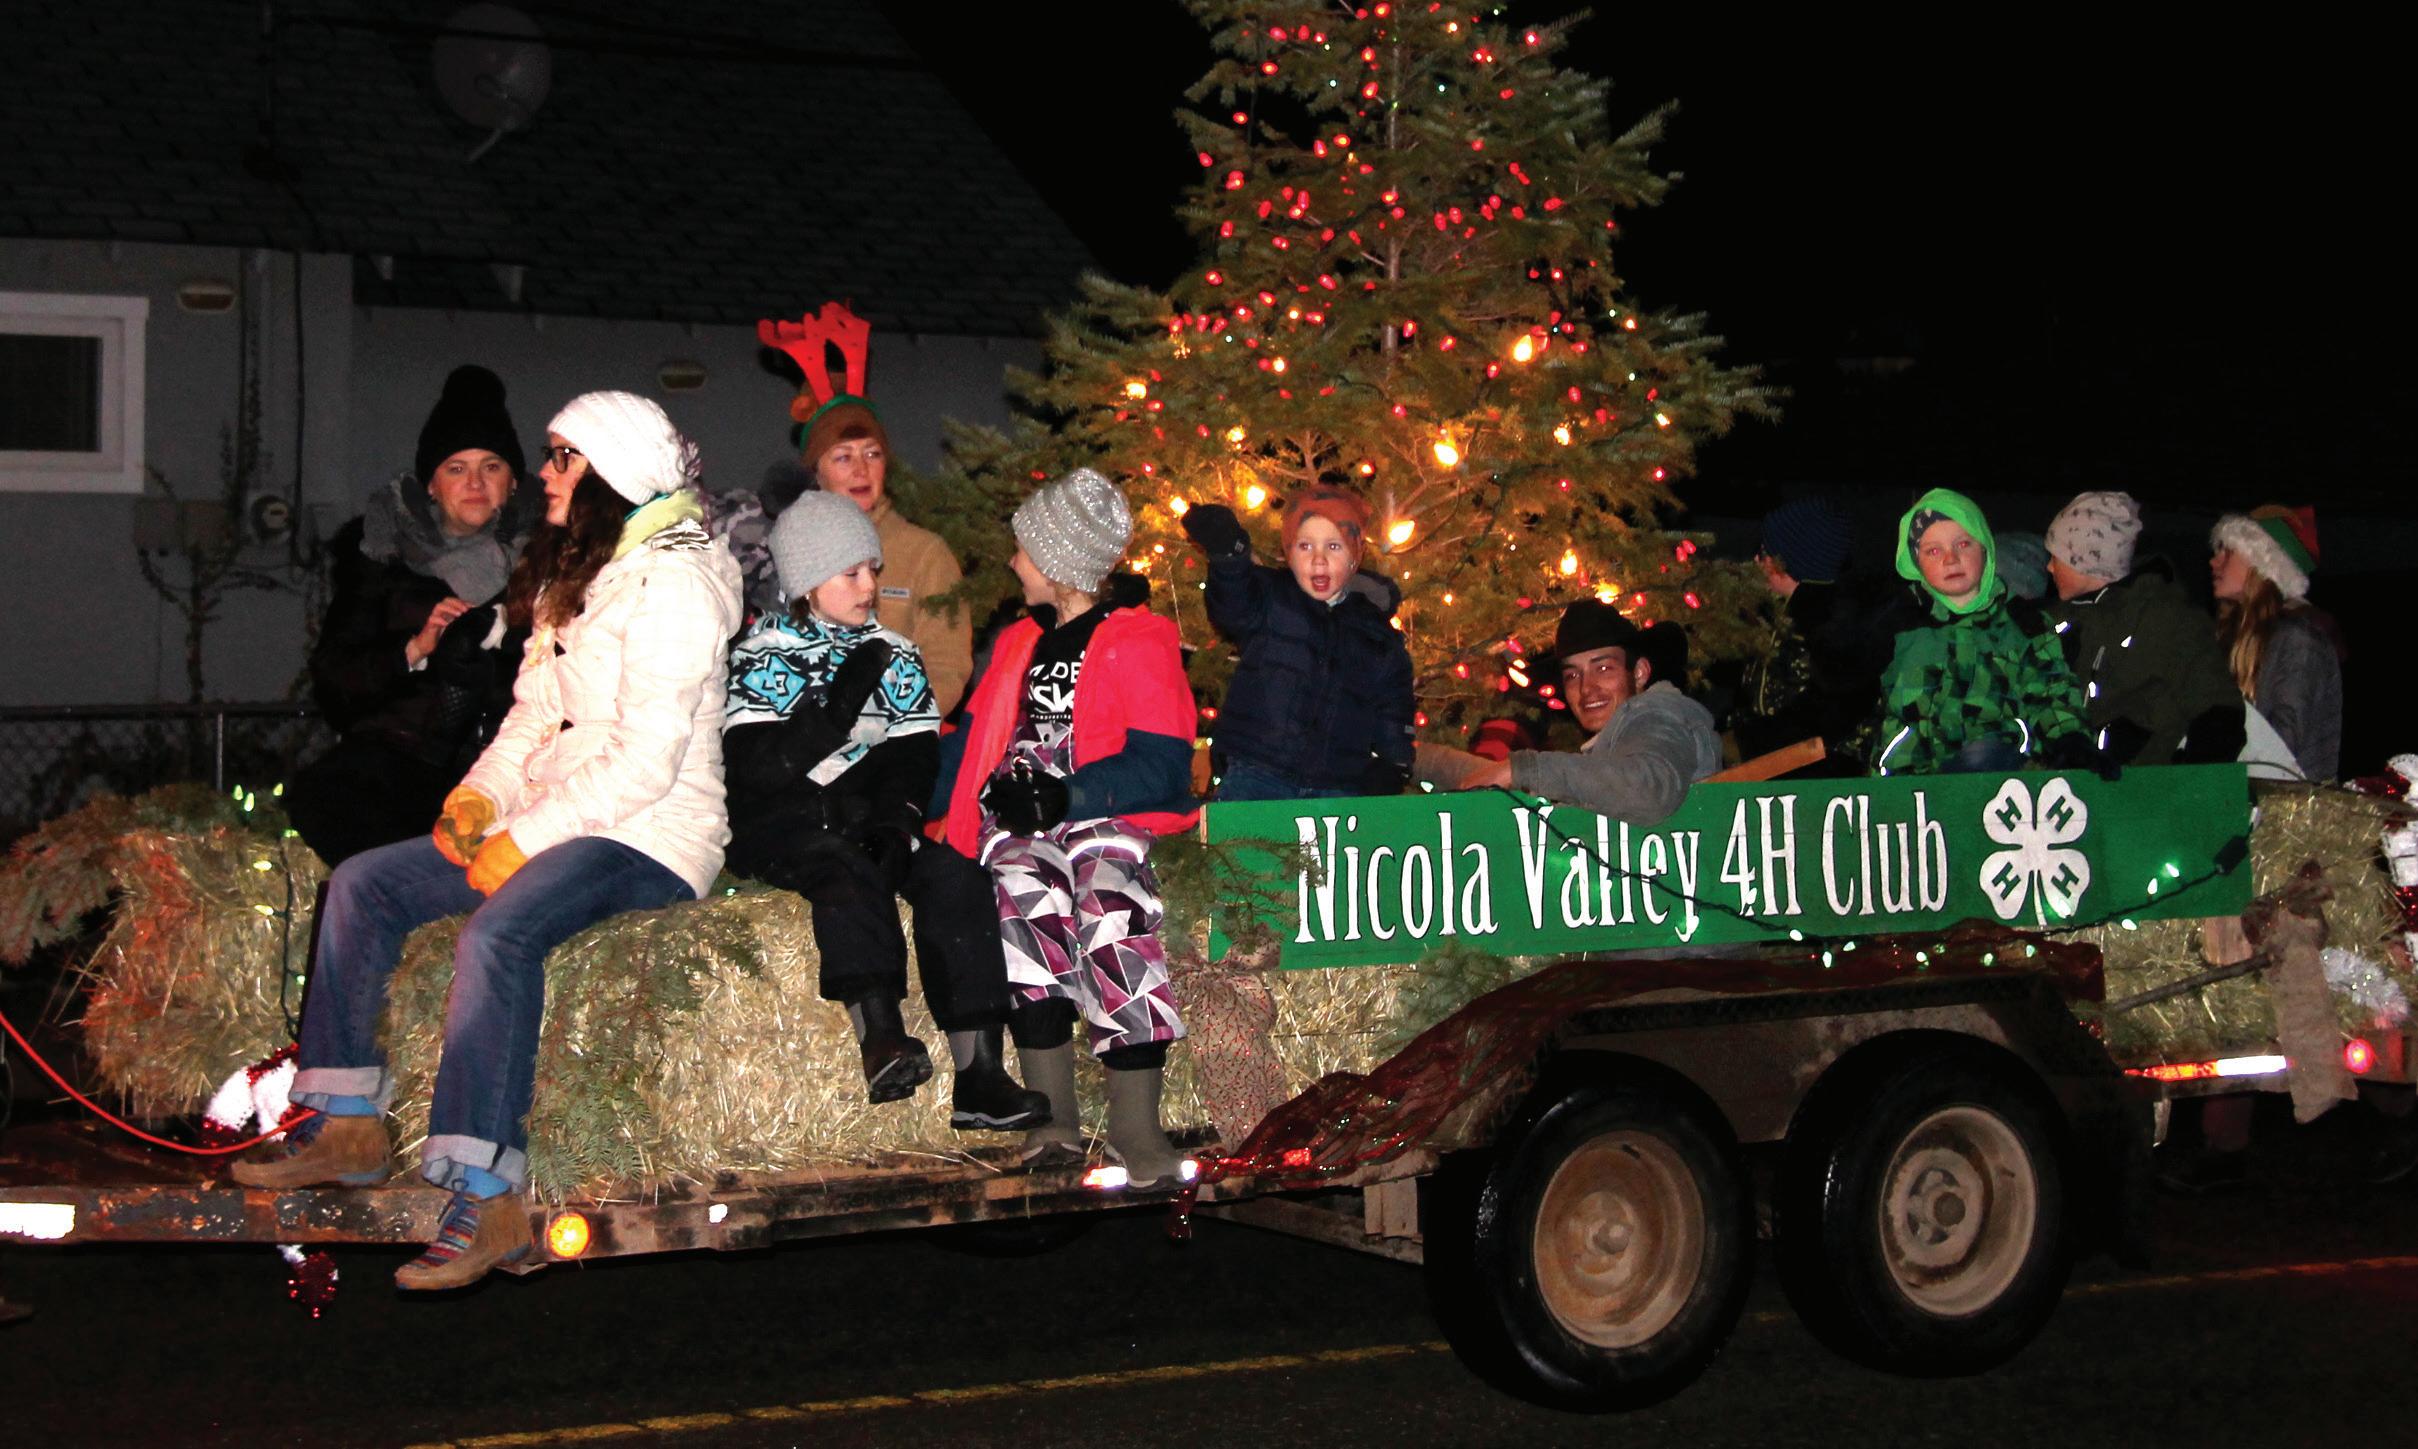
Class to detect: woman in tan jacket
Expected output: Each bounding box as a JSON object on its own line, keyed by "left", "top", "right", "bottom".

{"left": 799, "top": 396, "right": 975, "bottom": 717}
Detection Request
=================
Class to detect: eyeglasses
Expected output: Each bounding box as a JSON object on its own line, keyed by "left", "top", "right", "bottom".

{"left": 544, "top": 445, "right": 584, "bottom": 471}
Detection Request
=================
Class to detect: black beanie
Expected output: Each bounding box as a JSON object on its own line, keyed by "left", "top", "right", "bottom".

{"left": 414, "top": 365, "right": 527, "bottom": 484}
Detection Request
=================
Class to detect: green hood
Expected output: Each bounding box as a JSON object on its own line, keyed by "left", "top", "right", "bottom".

{"left": 1895, "top": 487, "right": 2003, "bottom": 617}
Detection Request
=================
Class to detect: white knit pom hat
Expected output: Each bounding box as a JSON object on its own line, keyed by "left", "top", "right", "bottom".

{"left": 1012, "top": 467, "right": 1131, "bottom": 593}
{"left": 548, "top": 391, "right": 696, "bottom": 504}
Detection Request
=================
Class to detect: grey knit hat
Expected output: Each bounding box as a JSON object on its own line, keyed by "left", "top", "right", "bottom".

{"left": 769, "top": 490, "right": 883, "bottom": 599}
{"left": 2045, "top": 490, "right": 2142, "bottom": 582}
{"left": 1012, "top": 467, "right": 1131, "bottom": 593}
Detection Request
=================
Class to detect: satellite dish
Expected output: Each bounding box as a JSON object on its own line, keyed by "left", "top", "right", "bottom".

{"left": 433, "top": 4, "right": 553, "bottom": 162}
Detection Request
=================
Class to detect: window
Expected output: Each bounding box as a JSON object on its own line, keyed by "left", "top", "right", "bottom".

{"left": 0, "top": 291, "right": 148, "bottom": 493}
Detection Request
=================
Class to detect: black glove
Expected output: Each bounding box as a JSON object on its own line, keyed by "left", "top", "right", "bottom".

{"left": 2099, "top": 718, "right": 2153, "bottom": 768}
{"left": 1180, "top": 503, "right": 1250, "bottom": 559}
{"left": 765, "top": 639, "right": 897, "bottom": 771}
{"left": 424, "top": 604, "right": 500, "bottom": 685}
{"left": 982, "top": 761, "right": 1071, "bottom": 836}
{"left": 823, "top": 639, "right": 896, "bottom": 726}
{"left": 1360, "top": 758, "right": 1411, "bottom": 797}
{"left": 2040, "top": 729, "right": 2121, "bottom": 781}
{"left": 855, "top": 822, "right": 917, "bottom": 891}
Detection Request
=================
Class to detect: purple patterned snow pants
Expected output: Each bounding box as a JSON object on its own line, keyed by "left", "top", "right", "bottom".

{"left": 980, "top": 819, "right": 1185, "bottom": 1056}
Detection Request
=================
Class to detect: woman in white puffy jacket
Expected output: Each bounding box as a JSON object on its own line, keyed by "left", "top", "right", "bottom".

{"left": 236, "top": 392, "right": 744, "bottom": 1290}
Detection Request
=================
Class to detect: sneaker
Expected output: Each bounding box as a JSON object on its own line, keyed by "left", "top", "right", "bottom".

{"left": 950, "top": 1064, "right": 1052, "bottom": 1132}
{"left": 394, "top": 1191, "right": 534, "bottom": 1291}
{"left": 862, "top": 1033, "right": 934, "bottom": 1105}
{"left": 230, "top": 1114, "right": 389, "bottom": 1189}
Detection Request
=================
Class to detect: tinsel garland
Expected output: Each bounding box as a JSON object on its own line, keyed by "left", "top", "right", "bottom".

{"left": 2319, "top": 947, "right": 2409, "bottom": 1027}
{"left": 198, "top": 1045, "right": 301, "bottom": 1147}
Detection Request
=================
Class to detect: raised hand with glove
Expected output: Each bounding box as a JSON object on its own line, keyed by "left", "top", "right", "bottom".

{"left": 981, "top": 759, "right": 1071, "bottom": 837}
{"left": 1178, "top": 502, "right": 1252, "bottom": 559}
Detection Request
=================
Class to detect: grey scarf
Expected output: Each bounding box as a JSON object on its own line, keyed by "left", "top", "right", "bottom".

{"left": 357, "top": 470, "right": 536, "bottom": 604}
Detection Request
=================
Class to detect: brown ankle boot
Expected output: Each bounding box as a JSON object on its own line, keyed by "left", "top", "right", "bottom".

{"left": 230, "top": 1115, "right": 389, "bottom": 1189}
{"left": 394, "top": 1191, "right": 535, "bottom": 1291}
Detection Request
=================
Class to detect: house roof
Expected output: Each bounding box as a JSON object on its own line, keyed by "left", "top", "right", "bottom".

{"left": 0, "top": 0, "right": 1097, "bottom": 335}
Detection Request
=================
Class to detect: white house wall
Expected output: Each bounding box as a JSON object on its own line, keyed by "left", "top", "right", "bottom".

{"left": 1, "top": 235, "right": 1038, "bottom": 707}
{"left": 344, "top": 310, "right": 1034, "bottom": 501}
{"left": 0, "top": 238, "right": 352, "bottom": 708}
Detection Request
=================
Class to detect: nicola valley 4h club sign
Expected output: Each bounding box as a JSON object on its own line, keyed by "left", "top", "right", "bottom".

{"left": 1205, "top": 765, "right": 2255, "bottom": 969}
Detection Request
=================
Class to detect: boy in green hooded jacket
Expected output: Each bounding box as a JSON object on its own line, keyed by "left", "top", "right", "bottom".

{"left": 1872, "top": 488, "right": 2089, "bottom": 774}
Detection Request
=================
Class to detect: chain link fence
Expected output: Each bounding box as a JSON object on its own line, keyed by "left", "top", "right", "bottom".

{"left": 0, "top": 704, "right": 331, "bottom": 840}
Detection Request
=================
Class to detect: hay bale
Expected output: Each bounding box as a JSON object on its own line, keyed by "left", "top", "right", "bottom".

{"left": 2082, "top": 783, "right": 2416, "bottom": 1061}
{"left": 75, "top": 821, "right": 325, "bottom": 1119}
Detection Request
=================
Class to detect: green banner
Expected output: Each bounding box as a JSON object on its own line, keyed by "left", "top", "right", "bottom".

{"left": 1205, "top": 765, "right": 2254, "bottom": 968}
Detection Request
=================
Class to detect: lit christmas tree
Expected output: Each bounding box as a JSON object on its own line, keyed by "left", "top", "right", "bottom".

{"left": 926, "top": 0, "right": 1774, "bottom": 739}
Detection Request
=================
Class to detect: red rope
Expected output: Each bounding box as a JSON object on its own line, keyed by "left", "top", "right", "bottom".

{"left": 0, "top": 1005, "right": 318, "bottom": 1156}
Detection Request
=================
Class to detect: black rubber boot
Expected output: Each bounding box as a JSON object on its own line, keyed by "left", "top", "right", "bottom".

{"left": 848, "top": 996, "right": 933, "bottom": 1105}
{"left": 947, "top": 1027, "right": 1052, "bottom": 1132}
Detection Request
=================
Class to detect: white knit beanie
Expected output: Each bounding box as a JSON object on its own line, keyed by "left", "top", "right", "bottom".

{"left": 2045, "top": 490, "right": 2141, "bottom": 581}
{"left": 769, "top": 490, "right": 883, "bottom": 599}
{"left": 1012, "top": 467, "right": 1131, "bottom": 593}
{"left": 547, "top": 391, "right": 693, "bottom": 504}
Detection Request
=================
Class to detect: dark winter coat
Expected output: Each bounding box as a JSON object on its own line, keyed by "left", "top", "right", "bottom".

{"left": 307, "top": 517, "right": 521, "bottom": 774}
{"left": 2255, "top": 611, "right": 2343, "bottom": 780}
{"left": 1732, "top": 577, "right": 1913, "bottom": 772}
{"left": 722, "top": 619, "right": 942, "bottom": 890}
{"left": 2040, "top": 560, "right": 2244, "bottom": 767}
{"left": 1202, "top": 556, "right": 1417, "bottom": 794}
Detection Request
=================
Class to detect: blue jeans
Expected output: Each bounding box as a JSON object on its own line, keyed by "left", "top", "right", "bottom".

{"left": 1217, "top": 758, "right": 1351, "bottom": 803}
{"left": 292, "top": 835, "right": 692, "bottom": 1191}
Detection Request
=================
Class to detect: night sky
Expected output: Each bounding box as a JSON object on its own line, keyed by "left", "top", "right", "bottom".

{"left": 883, "top": 6, "right": 2404, "bottom": 518}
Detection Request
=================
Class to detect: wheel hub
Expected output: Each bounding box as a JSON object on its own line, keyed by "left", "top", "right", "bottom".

{"left": 1876, "top": 1104, "right": 2040, "bottom": 1316}
{"left": 1531, "top": 1131, "right": 1705, "bottom": 1348}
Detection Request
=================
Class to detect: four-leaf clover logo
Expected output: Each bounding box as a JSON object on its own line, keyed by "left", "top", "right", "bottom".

{"left": 1979, "top": 777, "right": 2091, "bottom": 924}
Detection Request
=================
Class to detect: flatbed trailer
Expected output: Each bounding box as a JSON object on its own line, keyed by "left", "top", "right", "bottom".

{"left": 4, "top": 938, "right": 2146, "bottom": 1411}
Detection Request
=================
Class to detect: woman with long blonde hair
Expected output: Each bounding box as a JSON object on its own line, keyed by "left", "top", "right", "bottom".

{"left": 2210, "top": 505, "right": 2341, "bottom": 780}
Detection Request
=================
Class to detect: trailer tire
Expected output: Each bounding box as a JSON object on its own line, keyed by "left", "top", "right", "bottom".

{"left": 1776, "top": 1048, "right": 2068, "bottom": 1375}
{"left": 1423, "top": 1078, "right": 1752, "bottom": 1412}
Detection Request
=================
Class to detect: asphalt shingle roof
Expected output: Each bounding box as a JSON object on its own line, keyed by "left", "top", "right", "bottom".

{"left": 0, "top": 0, "right": 1096, "bottom": 335}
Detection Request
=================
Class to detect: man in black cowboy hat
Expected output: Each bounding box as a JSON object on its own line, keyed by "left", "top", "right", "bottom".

{"left": 1420, "top": 601, "right": 1720, "bottom": 825}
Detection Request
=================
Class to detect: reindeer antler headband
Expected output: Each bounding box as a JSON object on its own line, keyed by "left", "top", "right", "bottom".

{"left": 757, "top": 301, "right": 873, "bottom": 424}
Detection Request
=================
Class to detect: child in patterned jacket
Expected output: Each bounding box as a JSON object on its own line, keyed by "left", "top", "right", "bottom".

{"left": 723, "top": 492, "right": 1047, "bottom": 1130}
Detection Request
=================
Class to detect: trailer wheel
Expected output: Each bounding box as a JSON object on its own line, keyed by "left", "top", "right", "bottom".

{"left": 1424, "top": 1079, "right": 1752, "bottom": 1412}
{"left": 1776, "top": 1049, "right": 2068, "bottom": 1375}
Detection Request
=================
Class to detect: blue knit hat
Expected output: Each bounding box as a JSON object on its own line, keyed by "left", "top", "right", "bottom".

{"left": 1758, "top": 499, "right": 1852, "bottom": 583}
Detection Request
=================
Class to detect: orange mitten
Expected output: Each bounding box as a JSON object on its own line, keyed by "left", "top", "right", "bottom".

{"left": 465, "top": 832, "right": 528, "bottom": 896}
{"left": 432, "top": 788, "right": 497, "bottom": 866}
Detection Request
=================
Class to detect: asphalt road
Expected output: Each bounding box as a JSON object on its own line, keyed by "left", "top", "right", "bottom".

{"left": 4, "top": 1104, "right": 2414, "bottom": 1449}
